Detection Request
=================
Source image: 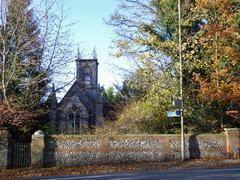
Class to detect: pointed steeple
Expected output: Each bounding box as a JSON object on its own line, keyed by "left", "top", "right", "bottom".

{"left": 52, "top": 83, "right": 56, "bottom": 93}
{"left": 77, "top": 47, "right": 82, "bottom": 59}
{"left": 92, "top": 47, "right": 97, "bottom": 59}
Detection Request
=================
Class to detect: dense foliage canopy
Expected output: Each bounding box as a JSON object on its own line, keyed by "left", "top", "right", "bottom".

{"left": 101, "top": 0, "right": 240, "bottom": 134}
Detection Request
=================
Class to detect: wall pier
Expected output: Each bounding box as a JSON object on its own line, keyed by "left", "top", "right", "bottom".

{"left": 0, "top": 129, "right": 9, "bottom": 169}
{"left": 31, "top": 130, "right": 45, "bottom": 168}
{"left": 225, "top": 128, "right": 240, "bottom": 158}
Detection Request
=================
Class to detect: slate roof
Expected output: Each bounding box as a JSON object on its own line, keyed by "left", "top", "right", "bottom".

{"left": 58, "top": 81, "right": 95, "bottom": 111}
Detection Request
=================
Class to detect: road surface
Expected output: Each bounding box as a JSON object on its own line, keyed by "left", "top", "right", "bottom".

{"left": 17, "top": 167, "right": 240, "bottom": 180}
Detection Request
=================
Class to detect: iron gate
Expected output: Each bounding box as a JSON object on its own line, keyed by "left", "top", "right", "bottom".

{"left": 8, "top": 141, "right": 31, "bottom": 168}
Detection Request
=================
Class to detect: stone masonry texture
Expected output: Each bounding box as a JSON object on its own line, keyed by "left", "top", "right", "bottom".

{"left": 44, "top": 134, "right": 227, "bottom": 167}
{"left": 0, "top": 129, "right": 9, "bottom": 169}
{"left": 1, "top": 129, "right": 239, "bottom": 169}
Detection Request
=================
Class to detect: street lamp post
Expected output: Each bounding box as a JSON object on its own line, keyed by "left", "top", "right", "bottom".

{"left": 178, "top": 0, "right": 185, "bottom": 161}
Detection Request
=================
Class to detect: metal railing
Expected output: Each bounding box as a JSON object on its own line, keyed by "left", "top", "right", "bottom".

{"left": 9, "top": 142, "right": 31, "bottom": 168}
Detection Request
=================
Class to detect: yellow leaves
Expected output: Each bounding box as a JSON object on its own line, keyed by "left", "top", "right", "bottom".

{"left": 140, "top": 53, "right": 153, "bottom": 61}
{"left": 156, "top": 40, "right": 176, "bottom": 51}
{"left": 115, "top": 51, "right": 124, "bottom": 58}
{"left": 224, "top": 46, "right": 239, "bottom": 65}
{"left": 196, "top": 0, "right": 218, "bottom": 10}
{"left": 117, "top": 40, "right": 130, "bottom": 49}
{"left": 192, "top": 0, "right": 239, "bottom": 105}
{"left": 195, "top": 0, "right": 238, "bottom": 31}
{"left": 231, "top": 82, "right": 240, "bottom": 101}
{"left": 149, "top": 35, "right": 157, "bottom": 45}
{"left": 134, "top": 36, "right": 145, "bottom": 45}
{"left": 196, "top": 0, "right": 233, "bottom": 10}
{"left": 219, "top": 81, "right": 240, "bottom": 103}
{"left": 115, "top": 40, "right": 131, "bottom": 58}
{"left": 196, "top": 72, "right": 240, "bottom": 104}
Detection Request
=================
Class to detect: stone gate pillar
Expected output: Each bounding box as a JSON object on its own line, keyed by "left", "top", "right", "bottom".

{"left": 0, "top": 129, "right": 9, "bottom": 169}
{"left": 31, "top": 130, "right": 45, "bottom": 167}
{"left": 225, "top": 128, "right": 240, "bottom": 158}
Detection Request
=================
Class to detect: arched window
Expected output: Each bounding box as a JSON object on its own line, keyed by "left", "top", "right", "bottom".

{"left": 68, "top": 113, "right": 74, "bottom": 129}
{"left": 82, "top": 68, "right": 91, "bottom": 85}
{"left": 75, "top": 112, "right": 80, "bottom": 129}
{"left": 67, "top": 105, "right": 80, "bottom": 133}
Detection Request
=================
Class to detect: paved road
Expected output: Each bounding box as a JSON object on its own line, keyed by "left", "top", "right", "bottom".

{"left": 18, "top": 167, "right": 240, "bottom": 180}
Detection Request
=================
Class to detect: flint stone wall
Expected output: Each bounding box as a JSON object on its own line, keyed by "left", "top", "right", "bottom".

{"left": 44, "top": 134, "right": 226, "bottom": 167}
{"left": 0, "top": 129, "right": 9, "bottom": 169}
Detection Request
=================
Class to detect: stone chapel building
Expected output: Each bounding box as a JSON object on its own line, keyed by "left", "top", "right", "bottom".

{"left": 49, "top": 52, "right": 103, "bottom": 133}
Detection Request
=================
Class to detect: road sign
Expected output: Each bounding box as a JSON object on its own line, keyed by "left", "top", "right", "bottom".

{"left": 172, "top": 99, "right": 183, "bottom": 109}
{"left": 167, "top": 110, "right": 181, "bottom": 117}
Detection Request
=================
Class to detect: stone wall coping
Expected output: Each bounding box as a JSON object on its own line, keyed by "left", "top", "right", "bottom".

{"left": 224, "top": 128, "right": 240, "bottom": 131}
{"left": 49, "top": 134, "right": 182, "bottom": 138}
{"left": 186, "top": 134, "right": 225, "bottom": 136}
{"left": 48, "top": 133, "right": 225, "bottom": 140}
{"left": 33, "top": 130, "right": 45, "bottom": 137}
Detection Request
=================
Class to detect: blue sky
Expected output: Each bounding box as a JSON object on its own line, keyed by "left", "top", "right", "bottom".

{"left": 64, "top": 0, "right": 126, "bottom": 88}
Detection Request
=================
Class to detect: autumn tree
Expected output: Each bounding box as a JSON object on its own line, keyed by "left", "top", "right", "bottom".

{"left": 0, "top": 0, "right": 73, "bottom": 134}
{"left": 106, "top": 0, "right": 240, "bottom": 133}
{"left": 191, "top": 0, "right": 240, "bottom": 127}
{"left": 106, "top": 0, "right": 201, "bottom": 133}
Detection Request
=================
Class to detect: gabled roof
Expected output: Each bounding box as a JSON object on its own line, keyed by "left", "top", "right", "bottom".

{"left": 58, "top": 82, "right": 95, "bottom": 111}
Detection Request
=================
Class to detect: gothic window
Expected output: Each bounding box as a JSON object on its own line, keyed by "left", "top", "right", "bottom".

{"left": 75, "top": 112, "right": 80, "bottom": 128}
{"left": 68, "top": 113, "right": 74, "bottom": 129}
{"left": 82, "top": 68, "right": 91, "bottom": 85}
{"left": 68, "top": 105, "right": 80, "bottom": 133}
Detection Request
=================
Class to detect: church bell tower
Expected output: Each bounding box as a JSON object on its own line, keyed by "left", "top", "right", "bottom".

{"left": 76, "top": 49, "right": 98, "bottom": 90}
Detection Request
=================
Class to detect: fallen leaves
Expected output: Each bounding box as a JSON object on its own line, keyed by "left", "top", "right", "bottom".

{"left": 2, "top": 159, "right": 240, "bottom": 179}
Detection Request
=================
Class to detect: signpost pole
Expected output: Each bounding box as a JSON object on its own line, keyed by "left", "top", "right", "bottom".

{"left": 178, "top": 0, "right": 185, "bottom": 161}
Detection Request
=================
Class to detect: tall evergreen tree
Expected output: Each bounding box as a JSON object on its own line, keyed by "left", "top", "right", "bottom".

{"left": 0, "top": 0, "right": 48, "bottom": 132}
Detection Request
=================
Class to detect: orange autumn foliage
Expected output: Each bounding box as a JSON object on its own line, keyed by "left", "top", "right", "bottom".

{"left": 0, "top": 102, "right": 48, "bottom": 129}
{"left": 193, "top": 0, "right": 240, "bottom": 105}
